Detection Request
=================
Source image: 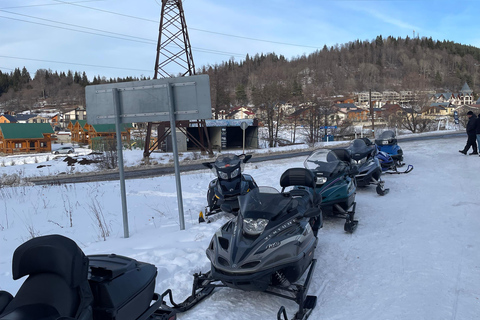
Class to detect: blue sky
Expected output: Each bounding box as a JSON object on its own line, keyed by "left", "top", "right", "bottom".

{"left": 0, "top": 0, "right": 479, "bottom": 80}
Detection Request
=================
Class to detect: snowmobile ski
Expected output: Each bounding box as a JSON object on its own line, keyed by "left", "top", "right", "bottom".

{"left": 384, "top": 164, "right": 413, "bottom": 175}
{"left": 156, "top": 273, "right": 216, "bottom": 318}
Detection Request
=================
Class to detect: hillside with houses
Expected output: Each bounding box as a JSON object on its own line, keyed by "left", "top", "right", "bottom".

{"left": 1, "top": 36, "right": 480, "bottom": 153}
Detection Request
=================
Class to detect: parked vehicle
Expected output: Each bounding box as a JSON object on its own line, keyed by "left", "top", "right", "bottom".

{"left": 52, "top": 146, "right": 75, "bottom": 154}
{"left": 0, "top": 234, "right": 174, "bottom": 320}
{"left": 346, "top": 138, "right": 389, "bottom": 195}
{"left": 304, "top": 148, "right": 358, "bottom": 232}
{"left": 375, "top": 131, "right": 413, "bottom": 174}
{"left": 159, "top": 168, "right": 322, "bottom": 320}
{"left": 199, "top": 153, "right": 257, "bottom": 223}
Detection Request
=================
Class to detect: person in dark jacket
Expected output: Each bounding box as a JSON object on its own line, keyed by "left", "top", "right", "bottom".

{"left": 459, "top": 111, "right": 478, "bottom": 155}
{"left": 476, "top": 113, "right": 480, "bottom": 157}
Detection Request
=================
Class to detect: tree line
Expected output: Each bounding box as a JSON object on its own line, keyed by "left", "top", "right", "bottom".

{"left": 1, "top": 35, "right": 480, "bottom": 145}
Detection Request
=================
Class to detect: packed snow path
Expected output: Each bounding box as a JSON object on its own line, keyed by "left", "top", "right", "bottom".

{"left": 0, "top": 136, "right": 479, "bottom": 319}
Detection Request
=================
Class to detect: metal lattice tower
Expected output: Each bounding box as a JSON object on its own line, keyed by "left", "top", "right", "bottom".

{"left": 145, "top": 0, "right": 211, "bottom": 157}
{"left": 154, "top": 0, "right": 195, "bottom": 78}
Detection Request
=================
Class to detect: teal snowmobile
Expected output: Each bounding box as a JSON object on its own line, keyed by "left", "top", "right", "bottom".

{"left": 304, "top": 148, "right": 358, "bottom": 233}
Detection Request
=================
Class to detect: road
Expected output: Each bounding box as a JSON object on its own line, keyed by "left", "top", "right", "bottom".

{"left": 27, "top": 131, "right": 465, "bottom": 185}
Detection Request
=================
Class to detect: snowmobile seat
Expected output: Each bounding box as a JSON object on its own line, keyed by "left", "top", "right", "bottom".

{"left": 280, "top": 168, "right": 319, "bottom": 206}
{"left": 0, "top": 234, "right": 93, "bottom": 320}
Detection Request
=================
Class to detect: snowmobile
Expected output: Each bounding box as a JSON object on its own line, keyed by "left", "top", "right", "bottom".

{"left": 199, "top": 153, "right": 257, "bottom": 223}
{"left": 0, "top": 234, "right": 174, "bottom": 320}
{"left": 375, "top": 131, "right": 413, "bottom": 174}
{"left": 157, "top": 168, "right": 322, "bottom": 320}
{"left": 375, "top": 130, "right": 403, "bottom": 164}
{"left": 304, "top": 148, "right": 359, "bottom": 233}
{"left": 346, "top": 138, "right": 389, "bottom": 195}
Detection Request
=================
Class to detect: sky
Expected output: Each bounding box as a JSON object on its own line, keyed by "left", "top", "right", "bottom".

{"left": 0, "top": 132, "right": 479, "bottom": 319}
{"left": 1, "top": 0, "right": 480, "bottom": 81}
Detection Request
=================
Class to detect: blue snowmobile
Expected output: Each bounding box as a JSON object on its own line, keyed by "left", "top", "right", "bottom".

{"left": 304, "top": 148, "right": 359, "bottom": 232}
{"left": 375, "top": 131, "right": 413, "bottom": 174}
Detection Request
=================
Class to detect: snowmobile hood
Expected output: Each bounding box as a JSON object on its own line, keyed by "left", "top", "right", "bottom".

{"left": 206, "top": 187, "right": 317, "bottom": 276}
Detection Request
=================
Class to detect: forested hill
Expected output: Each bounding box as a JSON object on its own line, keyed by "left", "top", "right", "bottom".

{"left": 1, "top": 36, "right": 480, "bottom": 113}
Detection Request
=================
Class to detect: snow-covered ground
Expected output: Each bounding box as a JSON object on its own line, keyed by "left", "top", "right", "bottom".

{"left": 1, "top": 134, "right": 479, "bottom": 320}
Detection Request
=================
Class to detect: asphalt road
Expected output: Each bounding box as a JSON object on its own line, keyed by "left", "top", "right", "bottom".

{"left": 27, "top": 131, "right": 466, "bottom": 186}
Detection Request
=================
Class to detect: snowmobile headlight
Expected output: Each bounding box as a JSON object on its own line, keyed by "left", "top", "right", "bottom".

{"left": 230, "top": 168, "right": 240, "bottom": 178}
{"left": 217, "top": 170, "right": 229, "bottom": 180}
{"left": 353, "top": 158, "right": 366, "bottom": 165}
{"left": 316, "top": 177, "right": 327, "bottom": 184}
{"left": 243, "top": 218, "right": 269, "bottom": 235}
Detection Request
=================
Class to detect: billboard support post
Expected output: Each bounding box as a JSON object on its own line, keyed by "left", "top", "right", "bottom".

{"left": 112, "top": 88, "right": 129, "bottom": 238}
{"left": 167, "top": 84, "right": 185, "bottom": 230}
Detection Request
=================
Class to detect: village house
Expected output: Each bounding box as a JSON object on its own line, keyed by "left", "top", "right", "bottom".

{"left": 422, "top": 102, "right": 455, "bottom": 119}
{"left": 0, "top": 114, "right": 17, "bottom": 124}
{"left": 226, "top": 106, "right": 256, "bottom": 119}
{"left": 430, "top": 82, "right": 474, "bottom": 106}
{"left": 347, "top": 109, "right": 369, "bottom": 122}
{"left": 67, "top": 120, "right": 88, "bottom": 144}
{"left": 0, "top": 123, "right": 54, "bottom": 154}
{"left": 14, "top": 114, "right": 37, "bottom": 124}
{"left": 62, "top": 106, "right": 87, "bottom": 129}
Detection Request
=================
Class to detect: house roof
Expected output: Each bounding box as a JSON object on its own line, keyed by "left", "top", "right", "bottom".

{"left": 90, "top": 123, "right": 133, "bottom": 133}
{"left": 460, "top": 82, "right": 473, "bottom": 94}
{"left": 335, "top": 103, "right": 357, "bottom": 109}
{"left": 14, "top": 114, "right": 37, "bottom": 121}
{"left": 0, "top": 123, "right": 54, "bottom": 139}
{"left": 429, "top": 102, "right": 451, "bottom": 108}
{"left": 434, "top": 92, "right": 453, "bottom": 100}
{"left": 0, "top": 114, "right": 17, "bottom": 122}
{"left": 71, "top": 120, "right": 87, "bottom": 130}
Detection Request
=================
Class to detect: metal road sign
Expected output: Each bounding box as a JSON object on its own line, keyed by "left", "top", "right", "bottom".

{"left": 85, "top": 75, "right": 212, "bottom": 236}
{"left": 86, "top": 75, "right": 212, "bottom": 124}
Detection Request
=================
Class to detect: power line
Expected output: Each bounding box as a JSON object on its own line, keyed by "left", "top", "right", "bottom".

{"left": 0, "top": 55, "right": 152, "bottom": 73}
{"left": 0, "top": 14, "right": 246, "bottom": 57}
{"left": 0, "top": 0, "right": 105, "bottom": 10}
{"left": 51, "top": 0, "right": 323, "bottom": 50}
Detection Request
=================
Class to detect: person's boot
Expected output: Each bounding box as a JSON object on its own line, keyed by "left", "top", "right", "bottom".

{"left": 459, "top": 150, "right": 467, "bottom": 155}
{"left": 470, "top": 151, "right": 479, "bottom": 155}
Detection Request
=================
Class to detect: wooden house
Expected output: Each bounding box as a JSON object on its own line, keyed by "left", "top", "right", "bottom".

{"left": 0, "top": 123, "right": 54, "bottom": 154}
{"left": 67, "top": 120, "right": 88, "bottom": 144}
{"left": 83, "top": 123, "right": 133, "bottom": 149}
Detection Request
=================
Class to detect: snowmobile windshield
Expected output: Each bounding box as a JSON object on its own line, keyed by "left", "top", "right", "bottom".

{"left": 304, "top": 150, "right": 348, "bottom": 177}
{"left": 238, "top": 187, "right": 291, "bottom": 220}
{"left": 378, "top": 130, "right": 396, "bottom": 140}
{"left": 214, "top": 154, "right": 241, "bottom": 169}
{"left": 349, "top": 139, "right": 375, "bottom": 161}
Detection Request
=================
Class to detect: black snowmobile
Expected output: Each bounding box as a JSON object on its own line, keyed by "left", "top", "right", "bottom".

{"left": 158, "top": 168, "right": 322, "bottom": 320}
{"left": 0, "top": 234, "right": 174, "bottom": 320}
{"left": 304, "top": 148, "right": 359, "bottom": 232}
{"left": 346, "top": 138, "right": 389, "bottom": 195}
{"left": 199, "top": 153, "right": 257, "bottom": 223}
